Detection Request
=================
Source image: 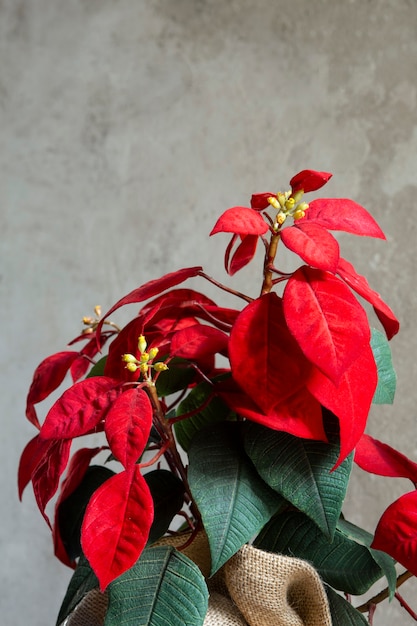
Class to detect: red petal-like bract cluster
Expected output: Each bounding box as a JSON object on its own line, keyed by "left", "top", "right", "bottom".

{"left": 20, "top": 169, "right": 409, "bottom": 588}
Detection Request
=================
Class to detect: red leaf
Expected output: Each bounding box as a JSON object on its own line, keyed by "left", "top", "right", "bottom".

{"left": 210, "top": 207, "right": 269, "bottom": 236}
{"left": 40, "top": 377, "right": 121, "bottom": 440}
{"left": 218, "top": 380, "right": 326, "bottom": 441}
{"left": 227, "top": 234, "right": 259, "bottom": 275}
{"left": 251, "top": 192, "right": 276, "bottom": 210}
{"left": 70, "top": 333, "right": 112, "bottom": 381}
{"left": 372, "top": 490, "right": 417, "bottom": 576}
{"left": 96, "top": 266, "right": 203, "bottom": 338}
{"left": 337, "top": 257, "right": 399, "bottom": 340}
{"left": 170, "top": 324, "right": 229, "bottom": 360}
{"left": 355, "top": 434, "right": 417, "bottom": 484}
{"left": 104, "top": 388, "right": 153, "bottom": 469}
{"left": 53, "top": 446, "right": 104, "bottom": 567}
{"left": 280, "top": 223, "right": 340, "bottom": 272}
{"left": 18, "top": 435, "right": 52, "bottom": 500}
{"left": 229, "top": 293, "right": 310, "bottom": 414}
{"left": 283, "top": 266, "right": 370, "bottom": 383}
{"left": 307, "top": 344, "right": 377, "bottom": 466}
{"left": 302, "top": 198, "right": 385, "bottom": 239}
{"left": 26, "top": 351, "right": 80, "bottom": 428}
{"left": 81, "top": 466, "right": 154, "bottom": 590}
{"left": 32, "top": 439, "right": 72, "bottom": 526}
{"left": 290, "top": 170, "right": 332, "bottom": 194}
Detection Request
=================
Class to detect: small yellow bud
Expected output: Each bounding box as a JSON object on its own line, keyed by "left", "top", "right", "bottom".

{"left": 139, "top": 363, "right": 149, "bottom": 374}
{"left": 277, "top": 211, "right": 287, "bottom": 225}
{"left": 285, "top": 197, "right": 295, "bottom": 211}
{"left": 291, "top": 190, "right": 304, "bottom": 203}
{"left": 148, "top": 347, "right": 159, "bottom": 360}
{"left": 125, "top": 362, "right": 138, "bottom": 373}
{"left": 122, "top": 353, "right": 138, "bottom": 363}
{"left": 140, "top": 352, "right": 150, "bottom": 363}
{"left": 267, "top": 196, "right": 280, "bottom": 210}
{"left": 94, "top": 305, "right": 102, "bottom": 317}
{"left": 138, "top": 335, "right": 147, "bottom": 353}
{"left": 277, "top": 192, "right": 287, "bottom": 208}
{"left": 82, "top": 316, "right": 94, "bottom": 325}
{"left": 293, "top": 209, "right": 306, "bottom": 220}
{"left": 154, "top": 362, "right": 168, "bottom": 372}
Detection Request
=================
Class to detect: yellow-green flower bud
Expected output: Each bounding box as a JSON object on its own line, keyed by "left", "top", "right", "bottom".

{"left": 277, "top": 192, "right": 287, "bottom": 208}
{"left": 125, "top": 362, "right": 138, "bottom": 373}
{"left": 138, "top": 335, "right": 147, "bottom": 353}
{"left": 122, "top": 353, "right": 137, "bottom": 363}
{"left": 291, "top": 190, "right": 304, "bottom": 203}
{"left": 285, "top": 197, "right": 295, "bottom": 211}
{"left": 267, "top": 196, "right": 280, "bottom": 211}
{"left": 139, "top": 363, "right": 149, "bottom": 374}
{"left": 140, "top": 352, "right": 149, "bottom": 363}
{"left": 293, "top": 209, "right": 306, "bottom": 220}
{"left": 148, "top": 347, "right": 159, "bottom": 360}
{"left": 154, "top": 362, "right": 168, "bottom": 372}
{"left": 277, "top": 211, "right": 287, "bottom": 225}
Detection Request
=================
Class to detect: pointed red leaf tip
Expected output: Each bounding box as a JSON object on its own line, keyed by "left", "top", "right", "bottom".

{"left": 81, "top": 466, "right": 154, "bottom": 590}
{"left": 290, "top": 170, "right": 332, "bottom": 194}
{"left": 372, "top": 490, "right": 417, "bottom": 577}
{"left": 104, "top": 388, "right": 153, "bottom": 469}
{"left": 355, "top": 434, "right": 417, "bottom": 484}
{"left": 303, "top": 198, "right": 386, "bottom": 239}
{"left": 225, "top": 234, "right": 259, "bottom": 275}
{"left": 210, "top": 207, "right": 269, "bottom": 236}
{"left": 283, "top": 266, "right": 370, "bottom": 384}
{"left": 280, "top": 223, "right": 340, "bottom": 272}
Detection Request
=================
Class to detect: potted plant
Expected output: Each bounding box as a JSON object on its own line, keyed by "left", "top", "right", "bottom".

{"left": 19, "top": 169, "right": 417, "bottom": 625}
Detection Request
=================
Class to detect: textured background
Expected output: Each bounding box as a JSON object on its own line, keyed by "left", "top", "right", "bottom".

{"left": 2, "top": 1, "right": 417, "bottom": 624}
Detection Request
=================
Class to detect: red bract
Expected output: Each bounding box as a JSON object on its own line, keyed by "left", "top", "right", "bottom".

{"left": 95, "top": 266, "right": 203, "bottom": 339}
{"left": 251, "top": 192, "right": 275, "bottom": 210}
{"left": 18, "top": 434, "right": 54, "bottom": 500}
{"left": 40, "top": 377, "right": 121, "bottom": 440}
{"left": 280, "top": 222, "right": 340, "bottom": 272}
{"left": 301, "top": 198, "right": 386, "bottom": 239}
{"left": 210, "top": 206, "right": 269, "bottom": 236}
{"left": 337, "top": 257, "right": 400, "bottom": 340}
{"left": 170, "top": 324, "right": 229, "bottom": 361}
{"left": 372, "top": 490, "right": 417, "bottom": 577}
{"left": 81, "top": 466, "right": 154, "bottom": 590}
{"left": 355, "top": 434, "right": 417, "bottom": 485}
{"left": 290, "top": 170, "right": 332, "bottom": 194}
{"left": 224, "top": 233, "right": 259, "bottom": 275}
{"left": 53, "top": 446, "right": 105, "bottom": 566}
{"left": 229, "top": 293, "right": 311, "bottom": 414}
{"left": 307, "top": 343, "right": 377, "bottom": 466}
{"left": 104, "top": 388, "right": 153, "bottom": 470}
{"left": 32, "top": 439, "right": 72, "bottom": 526}
{"left": 26, "top": 351, "right": 80, "bottom": 429}
{"left": 283, "top": 266, "right": 370, "bottom": 384}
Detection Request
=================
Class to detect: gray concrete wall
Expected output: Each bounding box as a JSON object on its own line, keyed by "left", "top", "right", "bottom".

{"left": 1, "top": 1, "right": 416, "bottom": 623}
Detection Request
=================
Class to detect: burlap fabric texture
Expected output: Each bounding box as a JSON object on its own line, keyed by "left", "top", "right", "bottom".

{"left": 61, "top": 532, "right": 332, "bottom": 626}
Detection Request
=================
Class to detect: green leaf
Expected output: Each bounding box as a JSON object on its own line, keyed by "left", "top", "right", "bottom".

{"left": 56, "top": 554, "right": 99, "bottom": 626}
{"left": 325, "top": 585, "right": 369, "bottom": 625}
{"left": 255, "top": 511, "right": 385, "bottom": 595}
{"left": 174, "top": 381, "right": 233, "bottom": 451}
{"left": 58, "top": 466, "right": 115, "bottom": 561}
{"left": 337, "top": 518, "right": 397, "bottom": 600}
{"left": 86, "top": 355, "right": 108, "bottom": 378}
{"left": 105, "top": 546, "right": 208, "bottom": 626}
{"left": 145, "top": 470, "right": 185, "bottom": 545}
{"left": 243, "top": 423, "right": 352, "bottom": 539}
{"left": 155, "top": 357, "right": 197, "bottom": 397}
{"left": 188, "top": 422, "right": 284, "bottom": 575}
{"left": 371, "top": 328, "right": 397, "bottom": 404}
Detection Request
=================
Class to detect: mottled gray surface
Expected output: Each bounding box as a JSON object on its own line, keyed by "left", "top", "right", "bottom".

{"left": 1, "top": 1, "right": 416, "bottom": 624}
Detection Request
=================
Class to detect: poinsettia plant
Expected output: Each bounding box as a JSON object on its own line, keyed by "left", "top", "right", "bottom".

{"left": 19, "top": 169, "right": 417, "bottom": 625}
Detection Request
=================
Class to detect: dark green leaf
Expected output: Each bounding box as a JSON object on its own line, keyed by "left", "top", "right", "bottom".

{"left": 255, "top": 511, "right": 385, "bottom": 595}
{"left": 86, "top": 355, "right": 108, "bottom": 378}
{"left": 155, "top": 357, "right": 197, "bottom": 397}
{"left": 58, "top": 466, "right": 115, "bottom": 561}
{"left": 188, "top": 423, "right": 284, "bottom": 575}
{"left": 105, "top": 546, "right": 208, "bottom": 626}
{"left": 145, "top": 470, "right": 185, "bottom": 545}
{"left": 371, "top": 328, "right": 397, "bottom": 404}
{"left": 325, "top": 585, "right": 369, "bottom": 625}
{"left": 56, "top": 554, "right": 99, "bottom": 626}
{"left": 337, "top": 518, "right": 397, "bottom": 600}
{"left": 174, "top": 381, "right": 232, "bottom": 451}
{"left": 244, "top": 423, "right": 352, "bottom": 539}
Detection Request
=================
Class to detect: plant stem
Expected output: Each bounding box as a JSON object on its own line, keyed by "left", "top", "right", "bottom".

{"left": 261, "top": 231, "right": 281, "bottom": 296}
{"left": 356, "top": 570, "right": 414, "bottom": 613}
{"left": 198, "top": 271, "right": 253, "bottom": 303}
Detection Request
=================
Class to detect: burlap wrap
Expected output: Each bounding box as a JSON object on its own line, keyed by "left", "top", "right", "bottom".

{"left": 61, "top": 533, "right": 331, "bottom": 626}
